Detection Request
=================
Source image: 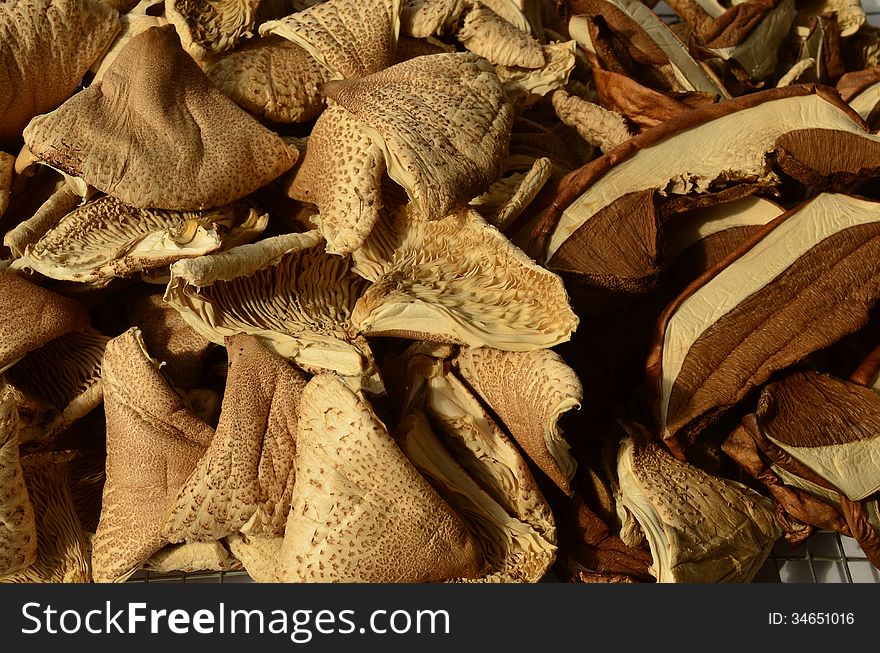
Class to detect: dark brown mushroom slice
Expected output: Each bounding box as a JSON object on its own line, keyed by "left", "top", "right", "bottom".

{"left": 648, "top": 193, "right": 880, "bottom": 455}
{"left": 837, "top": 67, "right": 880, "bottom": 130}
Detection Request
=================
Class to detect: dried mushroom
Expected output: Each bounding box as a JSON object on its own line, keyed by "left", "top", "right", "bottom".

{"left": 143, "top": 541, "right": 241, "bottom": 574}
{"left": 457, "top": 2, "right": 544, "bottom": 68}
{"left": 0, "top": 387, "right": 36, "bottom": 576}
{"left": 0, "top": 152, "right": 12, "bottom": 221}
{"left": 165, "top": 0, "right": 261, "bottom": 59}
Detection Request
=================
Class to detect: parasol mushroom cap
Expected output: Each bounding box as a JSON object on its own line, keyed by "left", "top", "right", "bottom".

{"left": 144, "top": 541, "right": 241, "bottom": 574}
{"left": 278, "top": 372, "right": 487, "bottom": 582}
{"left": 456, "top": 2, "right": 545, "bottom": 69}
{"left": 226, "top": 532, "right": 282, "bottom": 582}
{"left": 4, "top": 185, "right": 81, "bottom": 259}
{"left": 0, "top": 0, "right": 120, "bottom": 148}
{"left": 91, "top": 328, "right": 214, "bottom": 582}
{"left": 400, "top": 0, "right": 466, "bottom": 37}
{"left": 23, "top": 25, "right": 299, "bottom": 211}
{"left": 0, "top": 387, "right": 37, "bottom": 576}
{"left": 493, "top": 40, "right": 577, "bottom": 106}
{"left": 0, "top": 152, "right": 13, "bottom": 221}
{"left": 165, "top": 0, "right": 261, "bottom": 60}
{"left": 91, "top": 12, "right": 167, "bottom": 81}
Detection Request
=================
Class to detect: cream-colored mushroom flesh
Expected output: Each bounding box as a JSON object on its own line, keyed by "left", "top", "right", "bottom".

{"left": 453, "top": 347, "right": 581, "bottom": 494}
{"left": 144, "top": 541, "right": 240, "bottom": 574}
{"left": 469, "top": 157, "right": 552, "bottom": 231}
{"left": 0, "top": 271, "right": 90, "bottom": 373}
{"left": 163, "top": 335, "right": 307, "bottom": 542}
{"left": 0, "top": 0, "right": 120, "bottom": 147}
{"left": 322, "top": 52, "right": 514, "bottom": 220}
{"left": 164, "top": 231, "right": 373, "bottom": 377}
{"left": 278, "top": 373, "right": 486, "bottom": 582}
{"left": 23, "top": 25, "right": 299, "bottom": 211}
{"left": 351, "top": 208, "right": 578, "bottom": 350}
{"left": 0, "top": 388, "right": 36, "bottom": 577}
{"left": 91, "top": 328, "right": 214, "bottom": 582}
{"left": 260, "top": 0, "right": 401, "bottom": 80}
{"left": 400, "top": 0, "right": 465, "bottom": 38}
{"left": 616, "top": 431, "right": 780, "bottom": 583}
{"left": 165, "top": 0, "right": 261, "bottom": 59}
{"left": 457, "top": 2, "right": 544, "bottom": 68}
{"left": 226, "top": 532, "right": 282, "bottom": 582}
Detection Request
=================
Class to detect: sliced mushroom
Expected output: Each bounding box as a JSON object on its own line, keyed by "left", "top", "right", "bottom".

{"left": 91, "top": 328, "right": 214, "bottom": 582}
{"left": 615, "top": 423, "right": 780, "bottom": 583}
{"left": 165, "top": 0, "right": 261, "bottom": 59}
{"left": 164, "top": 231, "right": 374, "bottom": 377}
{"left": 11, "top": 197, "right": 267, "bottom": 285}
{"left": 838, "top": 66, "right": 880, "bottom": 131}
{"left": 0, "top": 387, "right": 37, "bottom": 576}
{"left": 143, "top": 541, "right": 241, "bottom": 574}
{"left": 23, "top": 25, "right": 299, "bottom": 211}
{"left": 350, "top": 207, "right": 578, "bottom": 351}
{"left": 278, "top": 373, "right": 486, "bottom": 582}
{"left": 0, "top": 0, "right": 120, "bottom": 147}
{"left": 260, "top": 0, "right": 401, "bottom": 80}
{"left": 453, "top": 346, "right": 581, "bottom": 494}
{"left": 163, "top": 335, "right": 307, "bottom": 542}
{"left": 457, "top": 2, "right": 544, "bottom": 68}
{"left": 648, "top": 193, "right": 880, "bottom": 453}
{"left": 0, "top": 271, "right": 90, "bottom": 373}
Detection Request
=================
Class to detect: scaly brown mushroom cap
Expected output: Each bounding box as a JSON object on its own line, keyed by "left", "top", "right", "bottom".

{"left": 0, "top": 152, "right": 13, "bottom": 220}
{"left": 23, "top": 25, "right": 299, "bottom": 211}
{"left": 278, "top": 373, "right": 486, "bottom": 582}
{"left": 0, "top": 387, "right": 37, "bottom": 576}
{"left": 0, "top": 0, "right": 120, "bottom": 147}
{"left": 91, "top": 328, "right": 214, "bottom": 582}
{"left": 165, "top": 0, "right": 261, "bottom": 59}
{"left": 163, "top": 335, "right": 307, "bottom": 542}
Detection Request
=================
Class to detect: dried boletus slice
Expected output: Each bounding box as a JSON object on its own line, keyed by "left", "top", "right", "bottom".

{"left": 92, "top": 328, "right": 214, "bottom": 582}
{"left": 278, "top": 373, "right": 486, "bottom": 582}
{"left": 164, "top": 231, "right": 374, "bottom": 378}
{"left": 0, "top": 271, "right": 90, "bottom": 373}
{"left": 615, "top": 423, "right": 779, "bottom": 583}
{"left": 0, "top": 387, "right": 37, "bottom": 576}
{"left": 0, "top": 0, "right": 120, "bottom": 147}
{"left": 165, "top": 0, "right": 261, "bottom": 59}
{"left": 351, "top": 208, "right": 578, "bottom": 350}
{"left": 163, "top": 335, "right": 307, "bottom": 542}
{"left": 260, "top": 0, "right": 401, "bottom": 80}
{"left": 837, "top": 66, "right": 880, "bottom": 130}
{"left": 23, "top": 25, "right": 299, "bottom": 211}
{"left": 649, "top": 193, "right": 880, "bottom": 454}
{"left": 453, "top": 347, "right": 581, "bottom": 494}
{"left": 11, "top": 197, "right": 267, "bottom": 286}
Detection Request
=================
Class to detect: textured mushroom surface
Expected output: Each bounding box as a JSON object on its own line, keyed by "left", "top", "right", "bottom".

{"left": 225, "top": 532, "right": 282, "bottom": 582}
{"left": 143, "top": 541, "right": 241, "bottom": 574}
{"left": 279, "top": 373, "right": 486, "bottom": 582}
{"left": 163, "top": 335, "right": 307, "bottom": 542}
{"left": 165, "top": 0, "right": 261, "bottom": 59}
{"left": 0, "top": 389, "right": 36, "bottom": 577}
{"left": 469, "top": 156, "right": 552, "bottom": 231}
{"left": 457, "top": 2, "right": 544, "bottom": 68}
{"left": 0, "top": 152, "right": 13, "bottom": 220}
{"left": 0, "top": 0, "right": 120, "bottom": 147}
{"left": 91, "top": 328, "right": 214, "bottom": 582}
{"left": 23, "top": 25, "right": 299, "bottom": 211}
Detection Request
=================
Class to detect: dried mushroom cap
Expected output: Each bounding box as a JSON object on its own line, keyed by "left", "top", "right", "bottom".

{"left": 279, "top": 373, "right": 486, "bottom": 582}
{"left": 650, "top": 193, "right": 880, "bottom": 451}
{"left": 1, "top": 452, "right": 90, "bottom": 583}
{"left": 0, "top": 0, "right": 120, "bottom": 147}
{"left": 453, "top": 347, "right": 581, "bottom": 494}
{"left": 0, "top": 271, "right": 90, "bottom": 373}
{"left": 322, "top": 52, "right": 514, "bottom": 221}
{"left": 550, "top": 89, "right": 632, "bottom": 153}
{"left": 0, "top": 152, "right": 12, "bottom": 220}
{"left": 542, "top": 86, "right": 880, "bottom": 266}
{"left": 395, "top": 34, "right": 455, "bottom": 61}
{"left": 4, "top": 327, "right": 108, "bottom": 442}
{"left": 0, "top": 388, "right": 37, "bottom": 576}
{"left": 165, "top": 0, "right": 261, "bottom": 59}
{"left": 288, "top": 104, "right": 386, "bottom": 254}
{"left": 226, "top": 532, "right": 282, "bottom": 582}
{"left": 23, "top": 25, "right": 299, "bottom": 211}
{"left": 91, "top": 13, "right": 166, "bottom": 81}
{"left": 795, "top": 0, "right": 864, "bottom": 37}
{"left": 260, "top": 0, "right": 401, "bottom": 80}
{"left": 400, "top": 0, "right": 466, "bottom": 37}
{"left": 92, "top": 328, "right": 214, "bottom": 582}
{"left": 493, "top": 40, "right": 576, "bottom": 105}
{"left": 163, "top": 336, "right": 307, "bottom": 542}
{"left": 457, "top": 2, "right": 544, "bottom": 68}
{"left": 469, "top": 156, "right": 552, "bottom": 231}
{"left": 4, "top": 186, "right": 81, "bottom": 258}
{"left": 165, "top": 232, "right": 374, "bottom": 377}
{"left": 144, "top": 541, "right": 241, "bottom": 574}
{"left": 204, "top": 35, "right": 331, "bottom": 124}
{"left": 838, "top": 67, "right": 880, "bottom": 129}
{"left": 12, "top": 197, "right": 267, "bottom": 286}
{"left": 125, "top": 292, "right": 212, "bottom": 392}
{"left": 351, "top": 207, "right": 578, "bottom": 351}
{"left": 616, "top": 426, "right": 780, "bottom": 583}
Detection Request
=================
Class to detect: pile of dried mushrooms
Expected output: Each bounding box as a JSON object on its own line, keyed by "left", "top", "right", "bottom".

{"left": 3, "top": 0, "right": 880, "bottom": 584}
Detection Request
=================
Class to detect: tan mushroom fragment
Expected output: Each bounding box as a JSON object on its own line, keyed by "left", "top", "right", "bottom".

{"left": 648, "top": 193, "right": 880, "bottom": 454}
{"left": 91, "top": 12, "right": 167, "bottom": 81}
{"left": 469, "top": 157, "right": 552, "bottom": 231}
{"left": 279, "top": 373, "right": 486, "bottom": 582}
{"left": 0, "top": 453, "right": 90, "bottom": 583}
{"left": 794, "top": 0, "right": 864, "bottom": 38}
{"left": 23, "top": 25, "right": 299, "bottom": 211}
{"left": 453, "top": 347, "right": 581, "bottom": 494}
{"left": 164, "top": 231, "right": 375, "bottom": 378}
{"left": 0, "top": 388, "right": 37, "bottom": 576}
{"left": 203, "top": 35, "right": 332, "bottom": 124}
{"left": 260, "top": 0, "right": 402, "bottom": 80}
{"left": 350, "top": 207, "right": 578, "bottom": 351}
{"left": 615, "top": 424, "right": 780, "bottom": 583}
{"left": 92, "top": 328, "right": 214, "bottom": 582}
{"left": 144, "top": 541, "right": 241, "bottom": 574}
{"left": 493, "top": 40, "right": 577, "bottom": 106}
{"left": 163, "top": 336, "right": 307, "bottom": 542}
{"left": 457, "top": 2, "right": 544, "bottom": 68}
{"left": 0, "top": 152, "right": 13, "bottom": 221}
{"left": 400, "top": 0, "right": 466, "bottom": 37}
{"left": 0, "top": 271, "right": 90, "bottom": 373}
{"left": 225, "top": 532, "right": 282, "bottom": 582}
{"left": 4, "top": 327, "right": 108, "bottom": 443}
{"left": 0, "top": 0, "right": 120, "bottom": 147}
{"left": 165, "top": 0, "right": 261, "bottom": 59}
{"left": 4, "top": 185, "right": 81, "bottom": 258}
{"left": 10, "top": 197, "right": 267, "bottom": 286}
{"left": 838, "top": 66, "right": 880, "bottom": 130}
{"left": 550, "top": 89, "right": 632, "bottom": 153}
